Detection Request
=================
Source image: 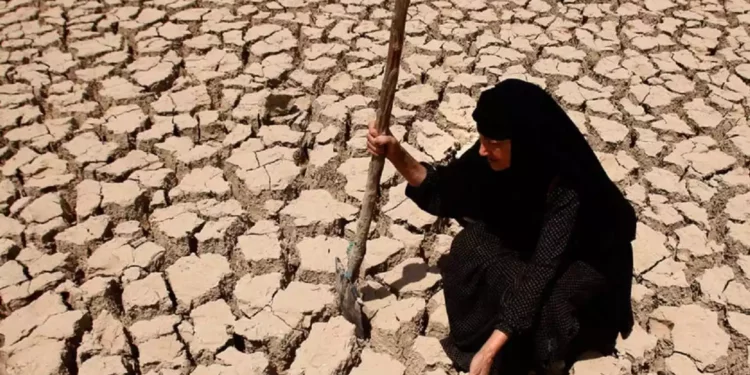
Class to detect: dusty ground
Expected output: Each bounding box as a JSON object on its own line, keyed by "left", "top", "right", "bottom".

{"left": 0, "top": 0, "right": 750, "bottom": 374}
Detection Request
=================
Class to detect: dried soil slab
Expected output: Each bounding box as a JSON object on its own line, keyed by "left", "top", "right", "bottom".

{"left": 185, "top": 48, "right": 242, "bottom": 81}
{"left": 152, "top": 85, "right": 211, "bottom": 114}
{"left": 182, "top": 300, "right": 236, "bottom": 363}
{"left": 665, "top": 137, "right": 736, "bottom": 178}
{"left": 651, "top": 304, "right": 730, "bottom": 370}
{"left": 70, "top": 33, "right": 121, "bottom": 58}
{"left": 189, "top": 348, "right": 268, "bottom": 375}
{"left": 247, "top": 25, "right": 297, "bottom": 57}
{"left": 128, "top": 51, "right": 181, "bottom": 88}
{"left": 0, "top": 292, "right": 87, "bottom": 375}
{"left": 195, "top": 216, "right": 244, "bottom": 256}
{"left": 14, "top": 246, "right": 69, "bottom": 279}
{"left": 78, "top": 309, "right": 131, "bottom": 363}
{"left": 233, "top": 272, "right": 282, "bottom": 318}
{"left": 150, "top": 203, "right": 205, "bottom": 260}
{"left": 413, "top": 120, "right": 457, "bottom": 161}
{"left": 726, "top": 191, "right": 750, "bottom": 223}
{"left": 97, "top": 150, "right": 161, "bottom": 181}
{"left": 87, "top": 237, "right": 165, "bottom": 278}
{"left": 63, "top": 132, "right": 120, "bottom": 166}
{"left": 0, "top": 238, "right": 20, "bottom": 262}
{"left": 2, "top": 147, "right": 38, "bottom": 178}
{"left": 351, "top": 348, "right": 406, "bottom": 375}
{"left": 129, "top": 167, "right": 176, "bottom": 192}
{"left": 16, "top": 152, "right": 74, "bottom": 195}
{"left": 0, "top": 271, "right": 66, "bottom": 312}
{"left": 427, "top": 235, "right": 452, "bottom": 267}
{"left": 25, "top": 216, "right": 69, "bottom": 245}
{"left": 75, "top": 180, "right": 103, "bottom": 220}
{"left": 568, "top": 354, "right": 631, "bottom": 375}
{"left": 234, "top": 220, "right": 284, "bottom": 275}
{"left": 19, "top": 192, "right": 66, "bottom": 224}
{"left": 404, "top": 336, "right": 452, "bottom": 375}
{"left": 376, "top": 258, "right": 442, "bottom": 298}
{"left": 55, "top": 215, "right": 111, "bottom": 260}
{"left": 698, "top": 265, "right": 734, "bottom": 304}
{"left": 231, "top": 146, "right": 301, "bottom": 198}
{"left": 4, "top": 117, "right": 71, "bottom": 150}
{"left": 644, "top": 167, "right": 689, "bottom": 197}
{"left": 156, "top": 138, "right": 220, "bottom": 179}
{"left": 258, "top": 125, "right": 304, "bottom": 146}
{"left": 122, "top": 272, "right": 173, "bottom": 320}
{"left": 615, "top": 323, "right": 657, "bottom": 360}
{"left": 632, "top": 222, "right": 670, "bottom": 275}
{"left": 280, "top": 189, "right": 358, "bottom": 228}
{"left": 288, "top": 316, "right": 357, "bottom": 375}
{"left": 296, "top": 235, "right": 348, "bottom": 283}
{"left": 62, "top": 277, "right": 120, "bottom": 317}
{"left": 337, "top": 157, "right": 397, "bottom": 201}
{"left": 684, "top": 98, "right": 723, "bottom": 129}
{"left": 101, "top": 105, "right": 148, "bottom": 146}
{"left": 78, "top": 355, "right": 132, "bottom": 375}
{"left": 101, "top": 181, "right": 147, "bottom": 220}
{"left": 371, "top": 297, "right": 426, "bottom": 358}
{"left": 231, "top": 90, "right": 269, "bottom": 121}
{"left": 2, "top": 339, "right": 69, "bottom": 375}
{"left": 0, "top": 260, "right": 27, "bottom": 290}
{"left": 675, "top": 224, "right": 721, "bottom": 260}
{"left": 384, "top": 182, "right": 437, "bottom": 229}
{"left": 642, "top": 258, "right": 688, "bottom": 287}
{"left": 360, "top": 279, "right": 398, "bottom": 320}
{"left": 642, "top": 201, "right": 682, "bottom": 227}
{"left": 0, "top": 292, "right": 68, "bottom": 347}
{"left": 129, "top": 315, "right": 190, "bottom": 374}
{"left": 165, "top": 253, "right": 233, "bottom": 313}
{"left": 0, "top": 215, "right": 25, "bottom": 243}
{"left": 361, "top": 237, "right": 407, "bottom": 274}
{"left": 427, "top": 291, "right": 449, "bottom": 339}
{"left": 234, "top": 307, "right": 302, "bottom": 370}
{"left": 169, "top": 166, "right": 231, "bottom": 202}
{"left": 271, "top": 281, "right": 334, "bottom": 328}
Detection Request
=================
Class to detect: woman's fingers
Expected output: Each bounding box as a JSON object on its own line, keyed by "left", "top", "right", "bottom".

{"left": 367, "top": 119, "right": 396, "bottom": 157}
{"left": 367, "top": 143, "right": 384, "bottom": 156}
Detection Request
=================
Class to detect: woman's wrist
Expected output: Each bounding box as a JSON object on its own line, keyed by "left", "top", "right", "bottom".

{"left": 385, "top": 139, "right": 402, "bottom": 161}
{"left": 482, "top": 329, "right": 509, "bottom": 356}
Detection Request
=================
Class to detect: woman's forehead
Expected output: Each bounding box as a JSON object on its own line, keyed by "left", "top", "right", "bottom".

{"left": 479, "top": 134, "right": 509, "bottom": 144}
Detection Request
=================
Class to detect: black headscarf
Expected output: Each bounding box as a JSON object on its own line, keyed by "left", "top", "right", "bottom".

{"left": 450, "top": 79, "right": 636, "bottom": 250}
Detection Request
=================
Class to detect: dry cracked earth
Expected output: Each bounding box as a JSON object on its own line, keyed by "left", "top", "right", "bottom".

{"left": 1, "top": 0, "right": 750, "bottom": 374}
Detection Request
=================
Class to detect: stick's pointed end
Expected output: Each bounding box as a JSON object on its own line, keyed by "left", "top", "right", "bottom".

{"left": 335, "top": 257, "right": 367, "bottom": 339}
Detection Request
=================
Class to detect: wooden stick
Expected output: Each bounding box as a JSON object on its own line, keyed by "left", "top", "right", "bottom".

{"left": 345, "top": 0, "right": 410, "bottom": 281}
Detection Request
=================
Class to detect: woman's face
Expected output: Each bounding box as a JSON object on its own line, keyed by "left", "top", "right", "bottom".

{"left": 479, "top": 135, "right": 511, "bottom": 171}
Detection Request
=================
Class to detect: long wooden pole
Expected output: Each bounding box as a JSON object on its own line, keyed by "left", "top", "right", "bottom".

{"left": 346, "top": 0, "right": 410, "bottom": 282}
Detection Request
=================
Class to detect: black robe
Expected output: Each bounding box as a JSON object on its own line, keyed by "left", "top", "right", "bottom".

{"left": 404, "top": 79, "right": 636, "bottom": 374}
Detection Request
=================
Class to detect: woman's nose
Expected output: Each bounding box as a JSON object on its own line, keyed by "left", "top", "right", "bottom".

{"left": 479, "top": 144, "right": 488, "bottom": 156}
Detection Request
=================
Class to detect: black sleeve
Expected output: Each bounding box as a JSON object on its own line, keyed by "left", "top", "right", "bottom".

{"left": 404, "top": 141, "right": 481, "bottom": 219}
{"left": 403, "top": 163, "right": 454, "bottom": 217}
{"left": 494, "top": 183, "right": 580, "bottom": 337}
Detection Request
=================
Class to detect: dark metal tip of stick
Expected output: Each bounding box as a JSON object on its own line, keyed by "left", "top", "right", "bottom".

{"left": 335, "top": 257, "right": 366, "bottom": 339}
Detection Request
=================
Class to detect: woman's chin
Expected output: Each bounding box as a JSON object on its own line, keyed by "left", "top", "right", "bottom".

{"left": 487, "top": 161, "right": 509, "bottom": 171}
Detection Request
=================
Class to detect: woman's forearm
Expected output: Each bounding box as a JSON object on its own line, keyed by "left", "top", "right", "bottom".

{"left": 387, "top": 143, "right": 427, "bottom": 187}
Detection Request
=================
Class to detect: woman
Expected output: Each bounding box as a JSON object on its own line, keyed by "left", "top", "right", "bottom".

{"left": 366, "top": 79, "right": 636, "bottom": 375}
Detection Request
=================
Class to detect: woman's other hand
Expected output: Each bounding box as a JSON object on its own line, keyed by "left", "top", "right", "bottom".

{"left": 366, "top": 120, "right": 397, "bottom": 158}
{"left": 469, "top": 349, "right": 495, "bottom": 375}
{"left": 469, "top": 329, "right": 508, "bottom": 375}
